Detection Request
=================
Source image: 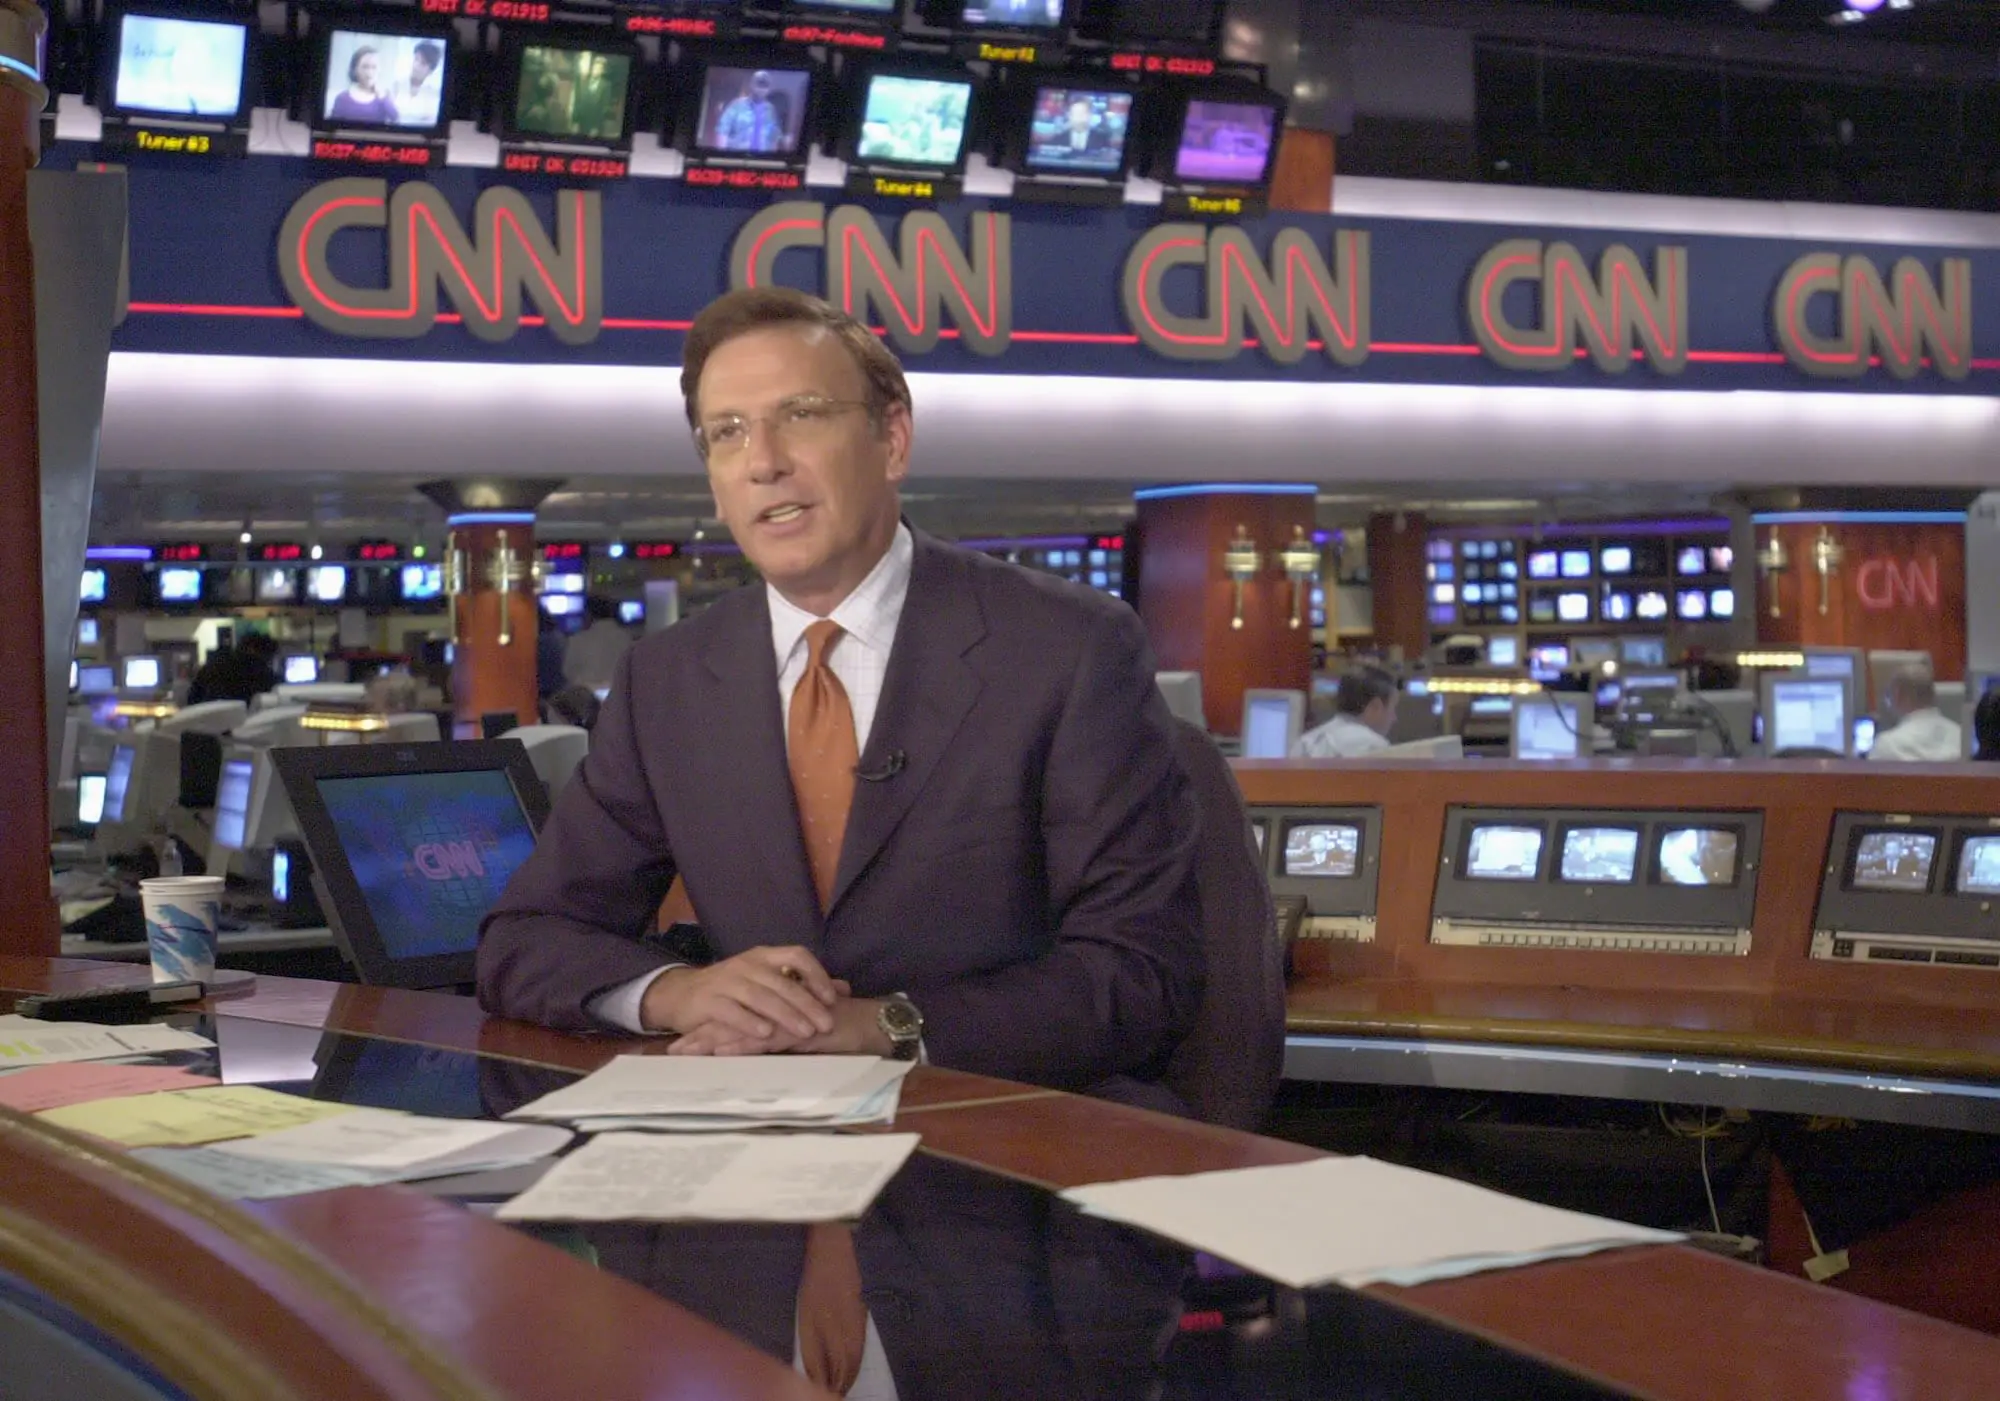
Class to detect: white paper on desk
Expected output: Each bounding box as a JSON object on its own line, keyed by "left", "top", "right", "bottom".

{"left": 223, "top": 1108, "right": 573, "bottom": 1174}
{"left": 568, "top": 1065, "right": 908, "bottom": 1134}
{"left": 131, "top": 1146, "right": 400, "bottom": 1200}
{"left": 504, "top": 1055, "right": 909, "bottom": 1124}
{"left": 494, "top": 1131, "right": 922, "bottom": 1224}
{"left": 1061, "top": 1157, "right": 1681, "bottom": 1291}
{"left": 0, "top": 1020, "right": 212, "bottom": 1069}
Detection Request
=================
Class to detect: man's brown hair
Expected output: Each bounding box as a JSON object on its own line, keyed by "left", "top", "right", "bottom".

{"left": 679, "top": 286, "right": 912, "bottom": 432}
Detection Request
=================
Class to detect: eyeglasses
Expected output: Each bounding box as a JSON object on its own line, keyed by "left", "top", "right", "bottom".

{"left": 695, "top": 396, "right": 872, "bottom": 462}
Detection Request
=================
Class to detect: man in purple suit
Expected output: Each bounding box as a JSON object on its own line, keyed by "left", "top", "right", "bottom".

{"left": 477, "top": 286, "right": 1203, "bottom": 1098}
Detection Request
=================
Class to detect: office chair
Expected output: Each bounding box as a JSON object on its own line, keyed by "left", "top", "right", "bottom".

{"left": 1160, "top": 719, "right": 1284, "bottom": 1133}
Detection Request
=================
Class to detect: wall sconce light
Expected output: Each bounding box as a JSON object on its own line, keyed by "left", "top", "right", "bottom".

{"left": 444, "top": 530, "right": 467, "bottom": 646}
{"left": 1755, "top": 532, "right": 1790, "bottom": 619}
{"left": 1810, "top": 526, "right": 1844, "bottom": 616}
{"left": 1223, "top": 525, "right": 1261, "bottom": 631}
{"left": 1279, "top": 526, "right": 1320, "bottom": 631}
{"left": 486, "top": 529, "right": 531, "bottom": 647}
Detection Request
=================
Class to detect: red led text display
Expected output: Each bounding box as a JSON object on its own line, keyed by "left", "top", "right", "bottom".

{"left": 419, "top": 0, "right": 551, "bottom": 20}
{"left": 352, "top": 542, "right": 402, "bottom": 562}
{"left": 501, "top": 152, "right": 629, "bottom": 180}
{"left": 312, "top": 140, "right": 437, "bottom": 169}
{"left": 1091, "top": 535, "right": 1126, "bottom": 552}
{"left": 686, "top": 166, "right": 804, "bottom": 191}
{"left": 539, "top": 542, "right": 587, "bottom": 562}
{"left": 620, "top": 13, "right": 718, "bottom": 36}
{"left": 254, "top": 543, "right": 305, "bottom": 562}
{"left": 1109, "top": 53, "right": 1217, "bottom": 76}
{"left": 630, "top": 542, "right": 679, "bottom": 560}
{"left": 779, "top": 24, "right": 889, "bottom": 50}
{"left": 157, "top": 543, "right": 207, "bottom": 563}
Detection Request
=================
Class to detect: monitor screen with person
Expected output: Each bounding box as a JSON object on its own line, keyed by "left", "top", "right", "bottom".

{"left": 319, "top": 28, "right": 451, "bottom": 133}
{"left": 694, "top": 63, "right": 813, "bottom": 158}
{"left": 275, "top": 741, "right": 552, "bottom": 988}
{"left": 1282, "top": 822, "right": 1360, "bottom": 878}
{"left": 1024, "top": 85, "right": 1135, "bottom": 176}
{"left": 1464, "top": 824, "right": 1544, "bottom": 880}
{"left": 1763, "top": 676, "right": 1850, "bottom": 755}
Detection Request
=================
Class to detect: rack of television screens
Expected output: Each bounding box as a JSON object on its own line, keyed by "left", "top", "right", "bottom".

{"left": 78, "top": 543, "right": 448, "bottom": 614}
{"left": 1423, "top": 527, "right": 1735, "bottom": 643}
{"left": 961, "top": 534, "right": 1127, "bottom": 597}
{"left": 1813, "top": 813, "right": 2000, "bottom": 969}
{"left": 1247, "top": 804, "right": 1383, "bottom": 944}
{"left": 51, "top": 0, "right": 1284, "bottom": 208}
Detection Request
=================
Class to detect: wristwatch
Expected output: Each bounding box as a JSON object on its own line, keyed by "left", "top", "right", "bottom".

{"left": 877, "top": 994, "right": 924, "bottom": 1061}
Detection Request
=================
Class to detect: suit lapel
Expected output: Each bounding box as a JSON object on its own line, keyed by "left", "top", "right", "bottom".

{"left": 695, "top": 588, "right": 824, "bottom": 941}
{"left": 830, "top": 534, "right": 985, "bottom": 913}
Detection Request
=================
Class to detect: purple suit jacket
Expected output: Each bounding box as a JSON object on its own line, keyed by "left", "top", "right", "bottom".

{"left": 477, "top": 530, "right": 1205, "bottom": 1092}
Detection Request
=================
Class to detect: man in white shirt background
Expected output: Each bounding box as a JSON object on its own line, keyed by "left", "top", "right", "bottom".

{"left": 1293, "top": 665, "right": 1398, "bottom": 758}
{"left": 560, "top": 595, "right": 633, "bottom": 693}
{"left": 1868, "top": 663, "right": 1964, "bottom": 762}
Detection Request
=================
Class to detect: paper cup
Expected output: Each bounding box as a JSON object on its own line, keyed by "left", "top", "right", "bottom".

{"left": 139, "top": 876, "right": 225, "bottom": 984}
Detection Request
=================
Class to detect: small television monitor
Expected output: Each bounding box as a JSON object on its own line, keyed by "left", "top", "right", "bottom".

{"left": 1528, "top": 595, "right": 1556, "bottom": 624}
{"left": 509, "top": 41, "right": 635, "bottom": 146}
{"left": 1464, "top": 823, "right": 1544, "bottom": 880}
{"left": 80, "top": 569, "right": 107, "bottom": 604}
{"left": 306, "top": 566, "right": 349, "bottom": 604}
{"left": 1096, "top": 0, "right": 1218, "bottom": 43}
{"left": 1710, "top": 545, "right": 1734, "bottom": 573}
{"left": 1764, "top": 675, "right": 1850, "bottom": 755}
{"left": 1486, "top": 635, "right": 1520, "bottom": 667}
{"left": 77, "top": 617, "right": 100, "bottom": 647}
{"left": 691, "top": 60, "right": 814, "bottom": 159}
{"left": 1602, "top": 591, "right": 1633, "bottom": 622}
{"left": 122, "top": 655, "right": 163, "bottom": 691}
{"left": 319, "top": 27, "right": 450, "bottom": 134}
{"left": 1853, "top": 715, "right": 1877, "bottom": 756}
{"left": 1709, "top": 587, "right": 1735, "bottom": 619}
{"left": 1600, "top": 545, "right": 1633, "bottom": 576}
{"left": 1240, "top": 689, "right": 1304, "bottom": 760}
{"left": 77, "top": 773, "right": 108, "bottom": 828}
{"left": 1023, "top": 84, "right": 1137, "bottom": 176}
{"left": 273, "top": 740, "right": 553, "bottom": 988}
{"left": 78, "top": 664, "right": 117, "bottom": 696}
{"left": 1558, "top": 826, "right": 1640, "bottom": 884}
{"left": 958, "top": 0, "right": 1067, "bottom": 28}
{"left": 1558, "top": 550, "right": 1591, "bottom": 579}
{"left": 1529, "top": 643, "right": 1570, "bottom": 670}
{"left": 1657, "top": 827, "right": 1740, "bottom": 886}
{"left": 1282, "top": 822, "right": 1361, "bottom": 878}
{"left": 1620, "top": 636, "right": 1667, "bottom": 667}
{"left": 158, "top": 567, "right": 203, "bottom": 604}
{"left": 853, "top": 70, "right": 977, "bottom": 170}
{"left": 1675, "top": 589, "right": 1708, "bottom": 620}
{"left": 108, "top": 11, "right": 251, "bottom": 122}
{"left": 1675, "top": 546, "right": 1707, "bottom": 576}
{"left": 1512, "top": 695, "right": 1586, "bottom": 760}
{"left": 542, "top": 572, "right": 585, "bottom": 595}
{"left": 1957, "top": 835, "right": 2000, "bottom": 896}
{"left": 540, "top": 594, "right": 584, "bottom": 618}
{"left": 1635, "top": 590, "right": 1669, "bottom": 621}
{"left": 211, "top": 756, "right": 255, "bottom": 851}
{"left": 282, "top": 654, "right": 320, "bottom": 685}
{"left": 1469, "top": 696, "right": 1512, "bottom": 717}
{"left": 1572, "top": 637, "right": 1616, "bottom": 670}
{"left": 617, "top": 600, "right": 645, "bottom": 625}
{"left": 1848, "top": 829, "right": 1938, "bottom": 894}
{"left": 1527, "top": 550, "right": 1559, "bottom": 580}
{"left": 1432, "top": 583, "right": 1455, "bottom": 605}
{"left": 399, "top": 563, "right": 444, "bottom": 601}
{"left": 1170, "top": 93, "right": 1280, "bottom": 186}
{"left": 102, "top": 744, "right": 138, "bottom": 826}
{"left": 1556, "top": 591, "right": 1592, "bottom": 623}
{"left": 254, "top": 567, "right": 299, "bottom": 604}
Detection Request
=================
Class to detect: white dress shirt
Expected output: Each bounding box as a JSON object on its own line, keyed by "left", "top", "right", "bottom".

{"left": 588, "top": 524, "right": 914, "bottom": 1030}
{"left": 1867, "top": 707, "right": 1964, "bottom": 762}
{"left": 1293, "top": 713, "right": 1391, "bottom": 759}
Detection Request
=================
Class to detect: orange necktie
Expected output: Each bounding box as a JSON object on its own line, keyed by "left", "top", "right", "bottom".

{"left": 787, "top": 620, "right": 867, "bottom": 1393}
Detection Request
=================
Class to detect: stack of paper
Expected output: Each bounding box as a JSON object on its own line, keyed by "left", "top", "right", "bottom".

{"left": 504, "top": 1055, "right": 913, "bottom": 1133}
{"left": 1061, "top": 1157, "right": 1682, "bottom": 1290}
{"left": 37, "top": 1085, "right": 362, "bottom": 1148}
{"left": 133, "top": 1110, "right": 574, "bottom": 1201}
{"left": 0, "top": 1015, "right": 213, "bottom": 1071}
{"left": 495, "top": 1131, "right": 921, "bottom": 1224}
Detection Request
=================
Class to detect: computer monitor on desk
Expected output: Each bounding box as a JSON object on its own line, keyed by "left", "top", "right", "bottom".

{"left": 1760, "top": 673, "right": 1853, "bottom": 756}
{"left": 1512, "top": 695, "right": 1588, "bottom": 760}
{"left": 281, "top": 654, "right": 320, "bottom": 685}
{"left": 274, "top": 741, "right": 551, "bottom": 989}
{"left": 77, "top": 664, "right": 116, "bottom": 698}
{"left": 121, "top": 655, "right": 163, "bottom": 692}
{"left": 1240, "top": 690, "right": 1305, "bottom": 759}
{"left": 206, "top": 745, "right": 302, "bottom": 880}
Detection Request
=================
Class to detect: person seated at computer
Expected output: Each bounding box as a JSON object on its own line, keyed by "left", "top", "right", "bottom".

{"left": 1292, "top": 665, "right": 1397, "bottom": 758}
{"left": 562, "top": 596, "right": 633, "bottom": 693}
{"left": 1867, "top": 663, "right": 1963, "bottom": 762}
{"left": 1972, "top": 688, "right": 2000, "bottom": 762}
{"left": 186, "top": 633, "right": 278, "bottom": 706}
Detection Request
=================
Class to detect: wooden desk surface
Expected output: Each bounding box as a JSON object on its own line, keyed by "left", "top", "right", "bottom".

{"left": 1287, "top": 976, "right": 2000, "bottom": 1081}
{"left": 8, "top": 955, "right": 2000, "bottom": 1400}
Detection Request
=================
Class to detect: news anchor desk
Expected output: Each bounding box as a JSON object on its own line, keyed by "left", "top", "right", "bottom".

{"left": 5, "top": 956, "right": 2000, "bottom": 1401}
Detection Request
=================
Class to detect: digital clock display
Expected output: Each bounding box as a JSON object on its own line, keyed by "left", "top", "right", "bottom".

{"left": 352, "top": 541, "right": 402, "bottom": 562}
{"left": 157, "top": 543, "right": 207, "bottom": 563}
{"left": 540, "top": 541, "right": 587, "bottom": 562}
{"left": 631, "top": 542, "right": 680, "bottom": 560}
{"left": 254, "top": 543, "right": 304, "bottom": 562}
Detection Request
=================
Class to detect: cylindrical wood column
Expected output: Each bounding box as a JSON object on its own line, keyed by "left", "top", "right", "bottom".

{"left": 1134, "top": 486, "right": 1317, "bottom": 735}
{"left": 1, "top": 6, "right": 55, "bottom": 953}
{"left": 1365, "top": 511, "right": 1430, "bottom": 665}
{"left": 446, "top": 516, "right": 543, "bottom": 734}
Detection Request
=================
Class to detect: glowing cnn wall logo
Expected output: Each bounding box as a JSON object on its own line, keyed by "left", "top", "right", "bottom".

{"left": 1855, "top": 556, "right": 1941, "bottom": 612}
{"left": 278, "top": 179, "right": 603, "bottom": 344}
{"left": 729, "top": 202, "right": 1011, "bottom": 356}
{"left": 1773, "top": 253, "right": 1971, "bottom": 381}
{"left": 1466, "top": 239, "right": 1688, "bottom": 375}
{"left": 412, "top": 840, "right": 488, "bottom": 881}
{"left": 1121, "top": 223, "right": 1370, "bottom": 366}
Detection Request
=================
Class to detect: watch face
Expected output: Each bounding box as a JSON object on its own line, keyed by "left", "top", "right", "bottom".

{"left": 880, "top": 998, "right": 922, "bottom": 1038}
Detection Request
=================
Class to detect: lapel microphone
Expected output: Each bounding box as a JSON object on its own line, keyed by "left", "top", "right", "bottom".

{"left": 855, "top": 750, "right": 907, "bottom": 783}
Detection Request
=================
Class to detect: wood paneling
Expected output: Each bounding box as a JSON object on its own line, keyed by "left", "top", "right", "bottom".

{"left": 1365, "top": 511, "right": 1428, "bottom": 663}
{"left": 1757, "top": 522, "right": 1966, "bottom": 681}
{"left": 447, "top": 522, "right": 542, "bottom": 731}
{"left": 1269, "top": 127, "right": 1334, "bottom": 214}
{"left": 0, "top": 85, "right": 54, "bottom": 955}
{"left": 1135, "top": 490, "right": 1316, "bottom": 734}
